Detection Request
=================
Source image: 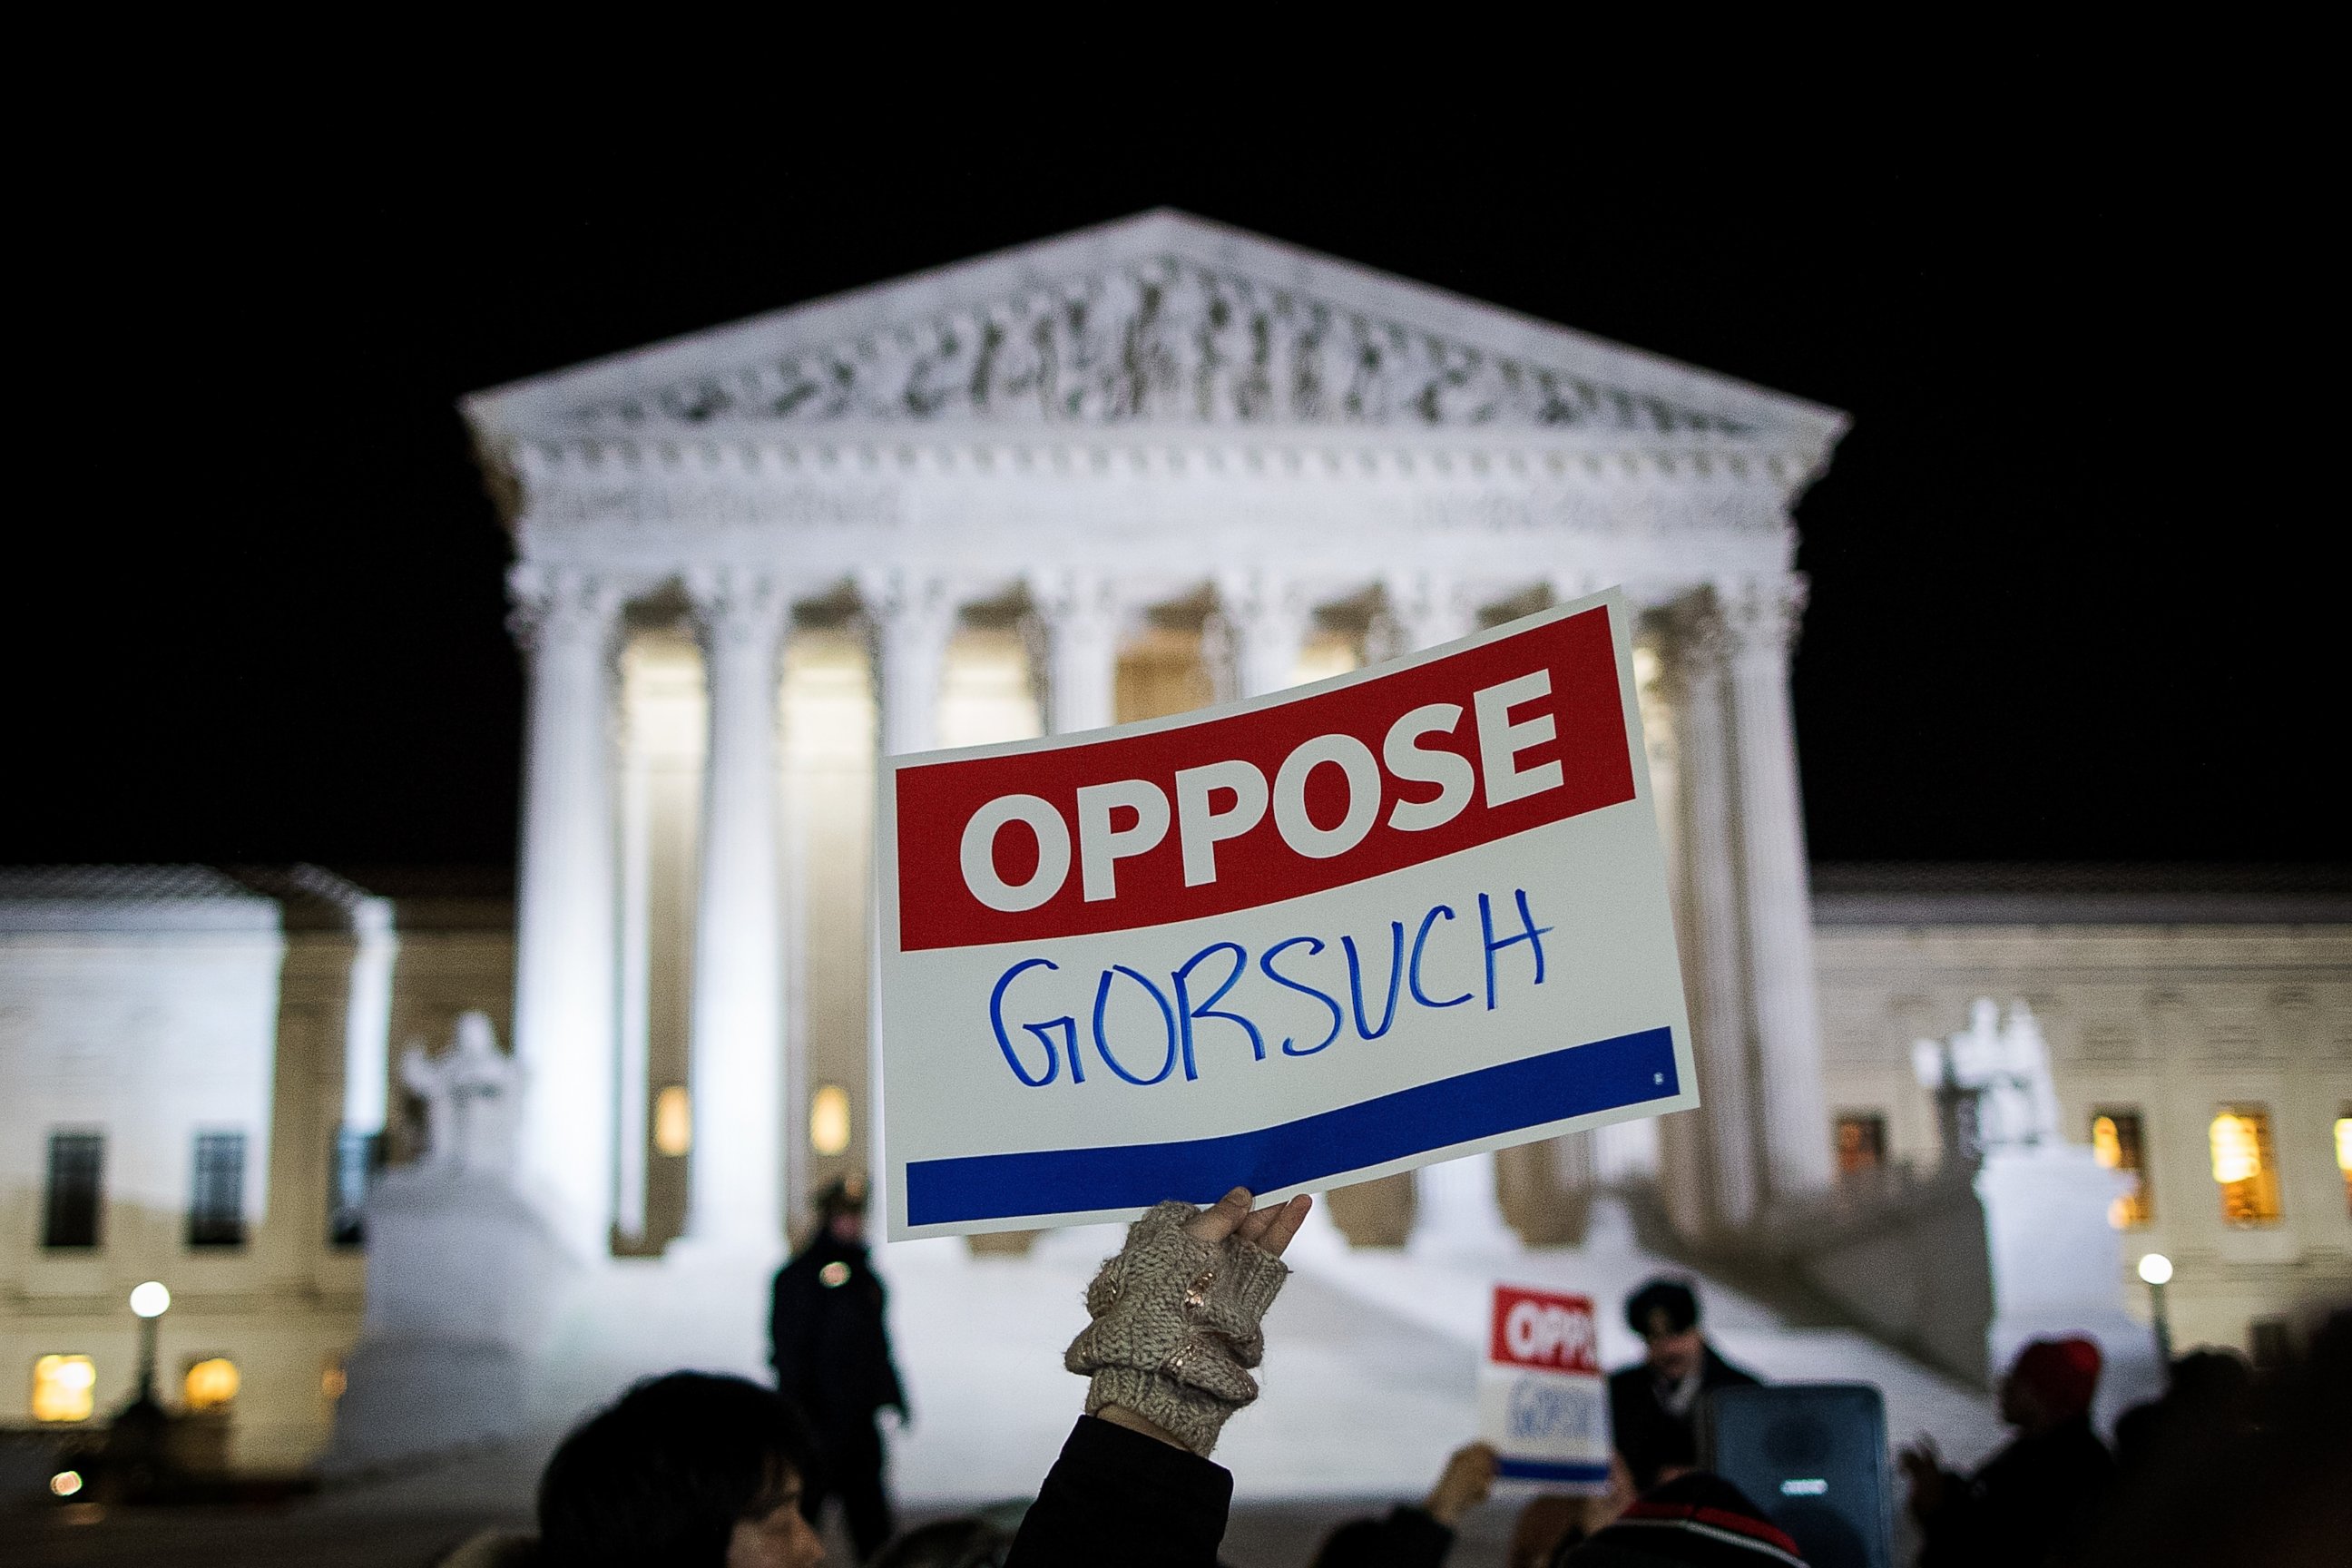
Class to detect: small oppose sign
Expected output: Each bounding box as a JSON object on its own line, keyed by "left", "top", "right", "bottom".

{"left": 1480, "top": 1285, "right": 1612, "bottom": 1488}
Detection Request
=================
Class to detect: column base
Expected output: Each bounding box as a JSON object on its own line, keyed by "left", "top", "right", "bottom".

{"left": 1406, "top": 1152, "right": 1523, "bottom": 1259}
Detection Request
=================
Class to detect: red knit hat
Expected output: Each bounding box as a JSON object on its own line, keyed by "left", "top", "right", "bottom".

{"left": 2011, "top": 1336, "right": 2102, "bottom": 1418}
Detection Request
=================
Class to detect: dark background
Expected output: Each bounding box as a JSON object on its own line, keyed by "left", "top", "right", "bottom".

{"left": 12, "top": 122, "right": 2339, "bottom": 870}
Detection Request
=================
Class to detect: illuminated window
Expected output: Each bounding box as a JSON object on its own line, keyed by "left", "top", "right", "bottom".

{"left": 2335, "top": 1109, "right": 2350, "bottom": 1216}
{"left": 2210, "top": 1108, "right": 2282, "bottom": 1226}
{"left": 183, "top": 1357, "right": 240, "bottom": 1411}
{"left": 188, "top": 1132, "right": 248, "bottom": 1248}
{"left": 31, "top": 1355, "right": 96, "bottom": 1423}
{"left": 1834, "top": 1113, "right": 1886, "bottom": 1178}
{"left": 809, "top": 1084, "right": 852, "bottom": 1157}
{"left": 321, "top": 1357, "right": 348, "bottom": 1403}
{"left": 2092, "top": 1110, "right": 2153, "bottom": 1228}
{"left": 43, "top": 1132, "right": 103, "bottom": 1250}
{"left": 653, "top": 1086, "right": 691, "bottom": 1157}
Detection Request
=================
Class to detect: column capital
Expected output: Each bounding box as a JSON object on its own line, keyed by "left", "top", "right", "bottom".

{"left": 1027, "top": 569, "right": 1126, "bottom": 636}
{"left": 506, "top": 564, "right": 622, "bottom": 652}
{"left": 1716, "top": 575, "right": 1808, "bottom": 660}
{"left": 858, "top": 566, "right": 956, "bottom": 632}
{"left": 684, "top": 565, "right": 792, "bottom": 652}
{"left": 1213, "top": 569, "right": 1312, "bottom": 632}
{"left": 1377, "top": 573, "right": 1479, "bottom": 656}
{"left": 1658, "top": 597, "right": 1730, "bottom": 689}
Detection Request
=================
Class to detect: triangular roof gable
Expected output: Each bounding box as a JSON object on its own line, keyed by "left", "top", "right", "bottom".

{"left": 465, "top": 210, "right": 1845, "bottom": 450}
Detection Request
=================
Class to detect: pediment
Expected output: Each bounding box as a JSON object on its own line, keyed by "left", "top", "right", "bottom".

{"left": 466, "top": 211, "right": 1843, "bottom": 450}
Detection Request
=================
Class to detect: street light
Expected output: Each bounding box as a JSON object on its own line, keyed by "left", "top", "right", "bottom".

{"left": 129, "top": 1281, "right": 171, "bottom": 1403}
{"left": 2137, "top": 1253, "right": 2173, "bottom": 1367}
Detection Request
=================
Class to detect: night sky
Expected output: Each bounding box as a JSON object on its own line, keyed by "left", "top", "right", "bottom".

{"left": 14, "top": 128, "right": 2339, "bottom": 871}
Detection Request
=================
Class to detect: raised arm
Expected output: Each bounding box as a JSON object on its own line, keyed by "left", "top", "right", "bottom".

{"left": 1006, "top": 1189, "right": 1310, "bottom": 1568}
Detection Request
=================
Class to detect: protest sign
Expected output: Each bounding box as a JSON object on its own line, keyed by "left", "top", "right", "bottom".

{"left": 875, "top": 587, "right": 1697, "bottom": 1240}
{"left": 1480, "top": 1285, "right": 1612, "bottom": 1487}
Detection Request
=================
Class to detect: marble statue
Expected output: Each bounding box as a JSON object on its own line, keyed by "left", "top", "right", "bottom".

{"left": 399, "top": 1011, "right": 521, "bottom": 1175}
{"left": 1914, "top": 998, "right": 2063, "bottom": 1158}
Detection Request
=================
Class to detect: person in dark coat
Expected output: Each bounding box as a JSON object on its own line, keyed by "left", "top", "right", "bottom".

{"left": 1605, "top": 1278, "right": 1761, "bottom": 1493}
{"left": 1899, "top": 1336, "right": 2116, "bottom": 1567}
{"left": 771, "top": 1173, "right": 908, "bottom": 1563}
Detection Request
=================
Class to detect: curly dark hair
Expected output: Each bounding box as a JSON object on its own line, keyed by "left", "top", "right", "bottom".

{"left": 537, "top": 1372, "right": 818, "bottom": 1567}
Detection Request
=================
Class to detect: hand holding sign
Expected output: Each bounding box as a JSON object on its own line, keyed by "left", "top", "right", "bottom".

{"left": 1076, "top": 1188, "right": 1312, "bottom": 1455}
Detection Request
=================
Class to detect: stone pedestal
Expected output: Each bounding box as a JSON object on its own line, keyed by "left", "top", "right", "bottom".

{"left": 1977, "top": 1146, "right": 2157, "bottom": 1426}
{"left": 325, "top": 1167, "right": 570, "bottom": 1471}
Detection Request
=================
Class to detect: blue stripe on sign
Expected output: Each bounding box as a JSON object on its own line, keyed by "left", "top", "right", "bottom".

{"left": 906, "top": 1025, "right": 1676, "bottom": 1227}
{"left": 1496, "top": 1458, "right": 1612, "bottom": 1485}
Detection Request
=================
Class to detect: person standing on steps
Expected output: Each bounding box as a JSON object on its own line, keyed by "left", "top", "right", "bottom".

{"left": 771, "top": 1174, "right": 909, "bottom": 1563}
{"left": 1606, "top": 1276, "right": 1761, "bottom": 1493}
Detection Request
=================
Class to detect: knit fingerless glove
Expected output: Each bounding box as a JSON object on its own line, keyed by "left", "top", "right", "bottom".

{"left": 1063, "top": 1200, "right": 1291, "bottom": 1456}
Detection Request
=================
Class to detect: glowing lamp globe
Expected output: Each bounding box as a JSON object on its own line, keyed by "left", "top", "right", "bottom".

{"left": 129, "top": 1280, "right": 172, "bottom": 1318}
{"left": 2137, "top": 1253, "right": 2173, "bottom": 1287}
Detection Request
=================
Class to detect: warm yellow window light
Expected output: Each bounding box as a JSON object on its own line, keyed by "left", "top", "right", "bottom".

{"left": 2210, "top": 1108, "right": 2282, "bottom": 1226}
{"left": 31, "top": 1355, "right": 96, "bottom": 1423}
{"left": 183, "top": 1357, "right": 240, "bottom": 1411}
{"left": 809, "top": 1084, "right": 852, "bottom": 1158}
{"left": 321, "top": 1359, "right": 348, "bottom": 1402}
{"left": 653, "top": 1086, "right": 692, "bottom": 1157}
{"left": 2336, "top": 1113, "right": 2350, "bottom": 1213}
{"left": 2210, "top": 1113, "right": 2259, "bottom": 1184}
{"left": 2092, "top": 1111, "right": 2152, "bottom": 1228}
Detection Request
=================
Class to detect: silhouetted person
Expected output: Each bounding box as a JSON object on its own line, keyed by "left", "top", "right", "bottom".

{"left": 525, "top": 1371, "right": 825, "bottom": 1568}
{"left": 2112, "top": 1348, "right": 2253, "bottom": 1484}
{"left": 1606, "top": 1278, "right": 1759, "bottom": 1492}
{"left": 1900, "top": 1336, "right": 2113, "bottom": 1567}
{"left": 1555, "top": 1471, "right": 1809, "bottom": 1566}
{"left": 772, "top": 1174, "right": 908, "bottom": 1563}
{"left": 2083, "top": 1307, "right": 2352, "bottom": 1568}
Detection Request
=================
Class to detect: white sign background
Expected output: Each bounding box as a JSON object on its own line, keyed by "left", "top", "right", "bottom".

{"left": 875, "top": 589, "right": 1697, "bottom": 1240}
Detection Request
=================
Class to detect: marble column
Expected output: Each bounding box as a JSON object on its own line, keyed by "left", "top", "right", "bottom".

{"left": 1215, "top": 572, "right": 1311, "bottom": 701}
{"left": 681, "top": 569, "right": 790, "bottom": 1254}
{"left": 1666, "top": 605, "right": 1760, "bottom": 1230}
{"left": 1378, "top": 574, "right": 1522, "bottom": 1255}
{"left": 1722, "top": 577, "right": 1834, "bottom": 1200}
{"left": 863, "top": 572, "right": 957, "bottom": 1223}
{"left": 867, "top": 571, "right": 956, "bottom": 757}
{"left": 1032, "top": 572, "right": 1122, "bottom": 734}
{"left": 329, "top": 893, "right": 396, "bottom": 1243}
{"left": 507, "top": 564, "right": 624, "bottom": 1261}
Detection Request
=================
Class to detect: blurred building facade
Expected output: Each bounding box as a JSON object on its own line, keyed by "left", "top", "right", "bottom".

{"left": 5, "top": 215, "right": 2347, "bottom": 1469}
{"left": 6, "top": 865, "right": 2345, "bottom": 1468}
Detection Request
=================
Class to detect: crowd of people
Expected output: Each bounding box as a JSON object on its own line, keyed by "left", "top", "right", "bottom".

{"left": 433, "top": 1183, "right": 2349, "bottom": 1568}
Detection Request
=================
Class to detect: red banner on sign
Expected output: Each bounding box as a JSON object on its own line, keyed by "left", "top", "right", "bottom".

{"left": 893, "top": 606, "right": 1632, "bottom": 953}
{"left": 1490, "top": 1285, "right": 1601, "bottom": 1375}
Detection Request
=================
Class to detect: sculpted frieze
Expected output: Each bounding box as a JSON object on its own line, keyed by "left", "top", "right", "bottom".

{"left": 567, "top": 256, "right": 1748, "bottom": 436}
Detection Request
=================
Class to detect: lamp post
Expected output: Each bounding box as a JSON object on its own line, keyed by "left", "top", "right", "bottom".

{"left": 128, "top": 1280, "right": 171, "bottom": 1404}
{"left": 2137, "top": 1253, "right": 2173, "bottom": 1367}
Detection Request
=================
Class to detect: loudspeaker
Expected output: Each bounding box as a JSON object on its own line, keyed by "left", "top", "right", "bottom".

{"left": 1700, "top": 1382, "right": 1893, "bottom": 1568}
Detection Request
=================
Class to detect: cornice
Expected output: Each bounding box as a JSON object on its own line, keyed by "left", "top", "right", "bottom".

{"left": 494, "top": 427, "right": 1822, "bottom": 496}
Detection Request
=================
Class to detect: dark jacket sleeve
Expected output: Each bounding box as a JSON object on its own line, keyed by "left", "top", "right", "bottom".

{"left": 1005, "top": 1416, "right": 1233, "bottom": 1568}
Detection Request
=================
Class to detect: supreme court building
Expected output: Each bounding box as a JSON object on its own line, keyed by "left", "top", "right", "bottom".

{"left": 463, "top": 209, "right": 1848, "bottom": 1266}
{"left": 5, "top": 213, "right": 2346, "bottom": 1474}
